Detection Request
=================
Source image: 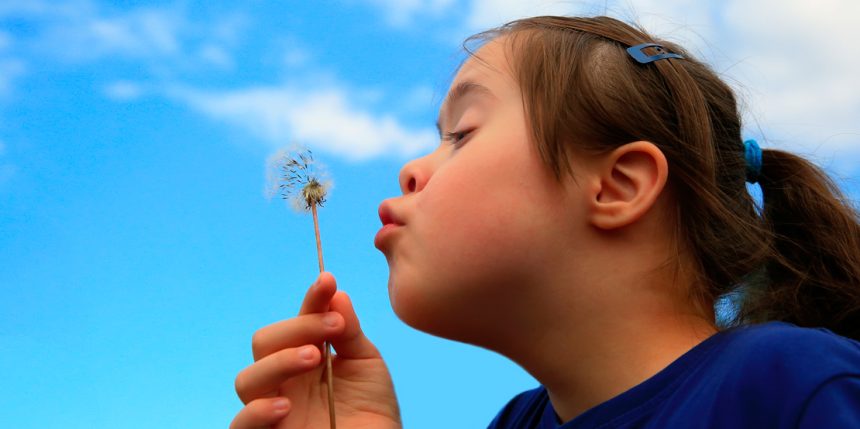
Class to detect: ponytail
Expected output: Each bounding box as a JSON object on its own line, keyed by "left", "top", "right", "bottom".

{"left": 740, "top": 149, "right": 860, "bottom": 340}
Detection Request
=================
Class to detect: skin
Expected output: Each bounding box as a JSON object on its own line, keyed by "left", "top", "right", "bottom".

{"left": 231, "top": 36, "right": 717, "bottom": 427}
{"left": 230, "top": 273, "right": 401, "bottom": 429}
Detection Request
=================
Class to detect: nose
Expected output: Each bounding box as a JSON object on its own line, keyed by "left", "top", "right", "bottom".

{"left": 398, "top": 152, "right": 435, "bottom": 194}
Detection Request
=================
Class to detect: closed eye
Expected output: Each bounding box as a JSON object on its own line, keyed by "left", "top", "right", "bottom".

{"left": 441, "top": 128, "right": 474, "bottom": 148}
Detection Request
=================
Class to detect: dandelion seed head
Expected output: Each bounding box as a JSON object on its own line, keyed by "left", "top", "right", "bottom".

{"left": 265, "top": 145, "right": 333, "bottom": 212}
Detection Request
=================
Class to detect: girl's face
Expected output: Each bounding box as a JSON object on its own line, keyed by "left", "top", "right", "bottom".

{"left": 376, "top": 38, "right": 590, "bottom": 346}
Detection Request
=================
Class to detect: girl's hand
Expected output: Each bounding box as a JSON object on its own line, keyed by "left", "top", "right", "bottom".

{"left": 230, "top": 272, "right": 402, "bottom": 429}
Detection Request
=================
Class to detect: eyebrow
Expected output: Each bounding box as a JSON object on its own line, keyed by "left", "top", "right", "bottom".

{"left": 435, "top": 81, "right": 495, "bottom": 137}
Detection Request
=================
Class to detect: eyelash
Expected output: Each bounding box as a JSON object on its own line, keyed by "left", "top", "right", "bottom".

{"left": 441, "top": 129, "right": 473, "bottom": 147}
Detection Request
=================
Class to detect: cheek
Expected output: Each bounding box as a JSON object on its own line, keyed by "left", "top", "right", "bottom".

{"left": 417, "top": 163, "right": 531, "bottom": 271}
{"left": 389, "top": 161, "right": 557, "bottom": 339}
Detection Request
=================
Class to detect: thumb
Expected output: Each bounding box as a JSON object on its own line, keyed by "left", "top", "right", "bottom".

{"left": 329, "top": 291, "right": 380, "bottom": 359}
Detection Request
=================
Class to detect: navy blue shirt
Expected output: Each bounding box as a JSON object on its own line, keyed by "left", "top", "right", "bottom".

{"left": 488, "top": 322, "right": 860, "bottom": 428}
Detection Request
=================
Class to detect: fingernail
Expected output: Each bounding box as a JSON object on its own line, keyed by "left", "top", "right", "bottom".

{"left": 298, "top": 345, "right": 316, "bottom": 361}
{"left": 272, "top": 398, "right": 290, "bottom": 414}
{"left": 322, "top": 312, "right": 340, "bottom": 328}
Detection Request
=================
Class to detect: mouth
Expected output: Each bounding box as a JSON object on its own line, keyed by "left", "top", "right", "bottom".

{"left": 375, "top": 201, "right": 404, "bottom": 250}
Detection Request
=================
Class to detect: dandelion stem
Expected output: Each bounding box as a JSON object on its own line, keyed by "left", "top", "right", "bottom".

{"left": 273, "top": 147, "right": 335, "bottom": 428}
{"left": 312, "top": 204, "right": 325, "bottom": 272}
{"left": 312, "top": 203, "right": 336, "bottom": 429}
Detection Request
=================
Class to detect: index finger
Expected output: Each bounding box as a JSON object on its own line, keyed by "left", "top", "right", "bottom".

{"left": 298, "top": 271, "right": 337, "bottom": 315}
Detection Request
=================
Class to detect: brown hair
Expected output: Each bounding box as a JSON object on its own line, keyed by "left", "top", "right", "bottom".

{"left": 467, "top": 16, "right": 860, "bottom": 340}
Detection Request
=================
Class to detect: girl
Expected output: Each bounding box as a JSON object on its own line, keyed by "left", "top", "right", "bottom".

{"left": 230, "top": 16, "right": 860, "bottom": 428}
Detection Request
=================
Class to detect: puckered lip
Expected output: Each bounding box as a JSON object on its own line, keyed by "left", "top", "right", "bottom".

{"left": 375, "top": 200, "right": 405, "bottom": 251}
{"left": 378, "top": 200, "right": 405, "bottom": 227}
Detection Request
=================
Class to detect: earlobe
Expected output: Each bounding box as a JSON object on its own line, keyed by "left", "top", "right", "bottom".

{"left": 590, "top": 141, "right": 668, "bottom": 230}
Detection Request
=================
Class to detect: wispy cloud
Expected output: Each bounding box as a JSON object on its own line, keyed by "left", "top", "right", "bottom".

{"left": 170, "top": 83, "right": 437, "bottom": 161}
{"left": 103, "top": 80, "right": 145, "bottom": 101}
{"left": 460, "top": 0, "right": 860, "bottom": 168}
{"left": 465, "top": 0, "right": 579, "bottom": 29}
{"left": 1, "top": 0, "right": 242, "bottom": 71}
{"left": 462, "top": 0, "right": 716, "bottom": 43}
{"left": 3, "top": 1, "right": 436, "bottom": 162}
{"left": 3, "top": 0, "right": 857, "bottom": 171}
{"left": 362, "top": 0, "right": 456, "bottom": 26}
{"left": 4, "top": 0, "right": 183, "bottom": 62}
{"left": 721, "top": 0, "right": 860, "bottom": 159}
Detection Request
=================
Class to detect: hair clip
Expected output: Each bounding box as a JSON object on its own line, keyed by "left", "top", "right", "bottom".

{"left": 626, "top": 43, "right": 684, "bottom": 64}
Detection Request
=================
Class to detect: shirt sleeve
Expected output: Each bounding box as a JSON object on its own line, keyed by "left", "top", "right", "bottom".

{"left": 797, "top": 375, "right": 860, "bottom": 428}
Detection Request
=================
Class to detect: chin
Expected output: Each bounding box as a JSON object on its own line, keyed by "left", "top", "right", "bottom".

{"left": 386, "top": 271, "right": 432, "bottom": 331}
{"left": 387, "top": 270, "right": 503, "bottom": 348}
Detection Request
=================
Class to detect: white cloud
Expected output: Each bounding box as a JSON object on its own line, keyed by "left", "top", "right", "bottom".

{"left": 1, "top": 0, "right": 180, "bottom": 59}
{"left": 719, "top": 0, "right": 860, "bottom": 160}
{"left": 3, "top": 0, "right": 239, "bottom": 69}
{"left": 103, "top": 80, "right": 144, "bottom": 101}
{"left": 460, "top": 0, "right": 860, "bottom": 170}
{"left": 193, "top": 14, "right": 246, "bottom": 69}
{"left": 170, "top": 84, "right": 437, "bottom": 161}
{"left": 464, "top": 0, "right": 715, "bottom": 48}
{"left": 1, "top": 0, "right": 252, "bottom": 110}
{"left": 612, "top": 0, "right": 717, "bottom": 54}
{"left": 364, "top": 0, "right": 456, "bottom": 26}
{"left": 466, "top": 0, "right": 578, "bottom": 29}
{"left": 608, "top": 0, "right": 860, "bottom": 161}
{"left": 39, "top": 4, "right": 184, "bottom": 61}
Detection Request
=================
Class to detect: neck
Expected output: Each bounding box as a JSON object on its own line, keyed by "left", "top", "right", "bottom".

{"left": 494, "top": 250, "right": 717, "bottom": 423}
{"left": 539, "top": 309, "right": 715, "bottom": 422}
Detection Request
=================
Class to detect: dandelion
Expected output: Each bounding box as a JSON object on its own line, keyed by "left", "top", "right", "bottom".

{"left": 269, "top": 146, "right": 337, "bottom": 429}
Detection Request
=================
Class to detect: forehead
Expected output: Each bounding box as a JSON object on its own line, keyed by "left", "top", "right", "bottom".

{"left": 443, "top": 38, "right": 517, "bottom": 105}
{"left": 455, "top": 38, "right": 510, "bottom": 79}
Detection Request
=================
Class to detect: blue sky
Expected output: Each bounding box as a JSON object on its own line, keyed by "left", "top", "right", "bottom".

{"left": 1, "top": 1, "right": 859, "bottom": 428}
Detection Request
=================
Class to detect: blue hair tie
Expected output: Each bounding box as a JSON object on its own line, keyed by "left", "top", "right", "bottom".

{"left": 744, "top": 139, "right": 762, "bottom": 184}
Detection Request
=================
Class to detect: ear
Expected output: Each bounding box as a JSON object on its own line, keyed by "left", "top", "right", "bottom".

{"left": 588, "top": 141, "right": 668, "bottom": 230}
